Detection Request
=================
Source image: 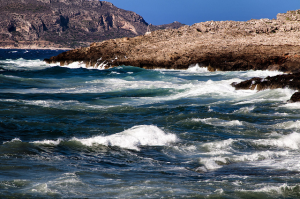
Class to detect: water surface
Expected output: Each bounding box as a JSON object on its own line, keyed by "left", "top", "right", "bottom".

{"left": 1, "top": 49, "right": 300, "bottom": 198}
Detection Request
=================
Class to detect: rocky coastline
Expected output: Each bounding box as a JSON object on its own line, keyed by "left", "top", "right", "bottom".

{"left": 45, "top": 10, "right": 300, "bottom": 102}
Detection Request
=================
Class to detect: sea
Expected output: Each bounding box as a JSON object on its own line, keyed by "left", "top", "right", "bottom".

{"left": 1, "top": 49, "right": 300, "bottom": 198}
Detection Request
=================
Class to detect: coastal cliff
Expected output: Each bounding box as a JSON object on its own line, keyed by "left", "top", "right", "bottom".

{"left": 45, "top": 10, "right": 300, "bottom": 73}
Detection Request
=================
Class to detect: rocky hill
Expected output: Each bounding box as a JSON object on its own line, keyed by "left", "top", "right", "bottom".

{"left": 0, "top": 0, "right": 184, "bottom": 49}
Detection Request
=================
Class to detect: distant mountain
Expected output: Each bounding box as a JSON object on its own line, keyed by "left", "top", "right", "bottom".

{"left": 0, "top": 0, "right": 185, "bottom": 49}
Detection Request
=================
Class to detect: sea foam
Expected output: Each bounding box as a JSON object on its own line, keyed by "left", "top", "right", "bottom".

{"left": 186, "top": 64, "right": 209, "bottom": 73}
{"left": 33, "top": 125, "right": 178, "bottom": 151}
{"left": 74, "top": 125, "right": 178, "bottom": 150}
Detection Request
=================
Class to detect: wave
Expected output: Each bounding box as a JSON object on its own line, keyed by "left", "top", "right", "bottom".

{"left": 238, "top": 183, "right": 300, "bottom": 197}
{"left": 192, "top": 132, "right": 300, "bottom": 171}
{"left": 60, "top": 61, "right": 88, "bottom": 69}
{"left": 32, "top": 125, "right": 178, "bottom": 151}
{"left": 186, "top": 64, "right": 209, "bottom": 73}
{"left": 192, "top": 118, "right": 244, "bottom": 127}
{"left": 0, "top": 59, "right": 53, "bottom": 71}
{"left": 240, "top": 70, "right": 284, "bottom": 78}
{"left": 253, "top": 132, "right": 300, "bottom": 150}
{"left": 280, "top": 102, "right": 300, "bottom": 109}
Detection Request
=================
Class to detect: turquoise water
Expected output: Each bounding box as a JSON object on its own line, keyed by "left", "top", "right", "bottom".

{"left": 1, "top": 49, "right": 300, "bottom": 198}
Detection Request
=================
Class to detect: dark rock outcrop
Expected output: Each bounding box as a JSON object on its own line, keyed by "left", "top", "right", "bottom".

{"left": 290, "top": 92, "right": 300, "bottom": 102}
{"left": 0, "top": 0, "right": 184, "bottom": 49}
{"left": 232, "top": 73, "right": 300, "bottom": 102}
{"left": 232, "top": 73, "right": 300, "bottom": 91}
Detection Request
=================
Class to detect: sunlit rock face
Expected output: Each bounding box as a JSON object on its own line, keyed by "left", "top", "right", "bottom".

{"left": 0, "top": 0, "right": 184, "bottom": 49}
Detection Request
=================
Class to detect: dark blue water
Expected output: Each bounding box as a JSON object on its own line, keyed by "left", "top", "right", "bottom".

{"left": 1, "top": 49, "right": 300, "bottom": 198}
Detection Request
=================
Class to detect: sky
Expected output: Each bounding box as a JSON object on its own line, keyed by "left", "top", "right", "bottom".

{"left": 108, "top": 0, "right": 300, "bottom": 25}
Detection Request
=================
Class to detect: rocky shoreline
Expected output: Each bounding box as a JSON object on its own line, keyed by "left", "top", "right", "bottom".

{"left": 45, "top": 10, "right": 300, "bottom": 102}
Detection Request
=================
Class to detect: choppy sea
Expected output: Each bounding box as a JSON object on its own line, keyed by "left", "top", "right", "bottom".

{"left": 1, "top": 49, "right": 300, "bottom": 198}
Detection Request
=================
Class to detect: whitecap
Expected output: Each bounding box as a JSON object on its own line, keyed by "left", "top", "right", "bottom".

{"left": 32, "top": 139, "right": 62, "bottom": 145}
{"left": 254, "top": 132, "right": 300, "bottom": 150}
{"left": 280, "top": 102, "right": 300, "bottom": 109}
{"left": 274, "top": 120, "right": 300, "bottom": 129}
{"left": 62, "top": 61, "right": 86, "bottom": 69}
{"left": 241, "top": 70, "right": 284, "bottom": 78}
{"left": 193, "top": 118, "right": 244, "bottom": 127}
{"left": 239, "top": 183, "right": 299, "bottom": 195}
{"left": 0, "top": 58, "right": 52, "bottom": 70}
{"left": 32, "top": 125, "right": 178, "bottom": 151}
{"left": 73, "top": 125, "right": 178, "bottom": 151}
{"left": 186, "top": 64, "right": 209, "bottom": 73}
{"left": 3, "top": 138, "right": 22, "bottom": 144}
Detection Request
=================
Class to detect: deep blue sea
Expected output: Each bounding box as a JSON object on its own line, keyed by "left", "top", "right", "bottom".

{"left": 1, "top": 49, "right": 300, "bottom": 198}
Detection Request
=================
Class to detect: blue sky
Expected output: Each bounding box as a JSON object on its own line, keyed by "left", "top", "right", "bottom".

{"left": 108, "top": 0, "right": 300, "bottom": 25}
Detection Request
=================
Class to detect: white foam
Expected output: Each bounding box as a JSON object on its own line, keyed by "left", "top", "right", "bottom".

{"left": 193, "top": 118, "right": 244, "bottom": 127}
{"left": 196, "top": 136, "right": 295, "bottom": 171}
{"left": 203, "top": 157, "right": 228, "bottom": 170}
{"left": 186, "top": 64, "right": 209, "bottom": 73}
{"left": 202, "top": 139, "right": 235, "bottom": 151}
{"left": 280, "top": 102, "right": 300, "bottom": 109}
{"left": 1, "top": 59, "right": 52, "bottom": 70}
{"left": 239, "top": 183, "right": 299, "bottom": 195}
{"left": 233, "top": 150, "right": 289, "bottom": 163}
{"left": 241, "top": 70, "right": 284, "bottom": 78}
{"left": 234, "top": 88, "right": 295, "bottom": 105}
{"left": 199, "top": 148, "right": 289, "bottom": 171}
{"left": 32, "top": 139, "right": 62, "bottom": 145}
{"left": 32, "top": 125, "right": 178, "bottom": 151}
{"left": 58, "top": 60, "right": 108, "bottom": 70}
{"left": 3, "top": 138, "right": 21, "bottom": 144}
{"left": 62, "top": 61, "right": 86, "bottom": 69}
{"left": 254, "top": 132, "right": 300, "bottom": 150}
{"left": 73, "top": 125, "right": 178, "bottom": 151}
{"left": 274, "top": 120, "right": 300, "bottom": 129}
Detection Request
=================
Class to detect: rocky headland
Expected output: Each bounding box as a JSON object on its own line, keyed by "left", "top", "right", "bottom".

{"left": 46, "top": 10, "right": 300, "bottom": 72}
{"left": 0, "top": 0, "right": 184, "bottom": 49}
{"left": 46, "top": 9, "right": 300, "bottom": 101}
